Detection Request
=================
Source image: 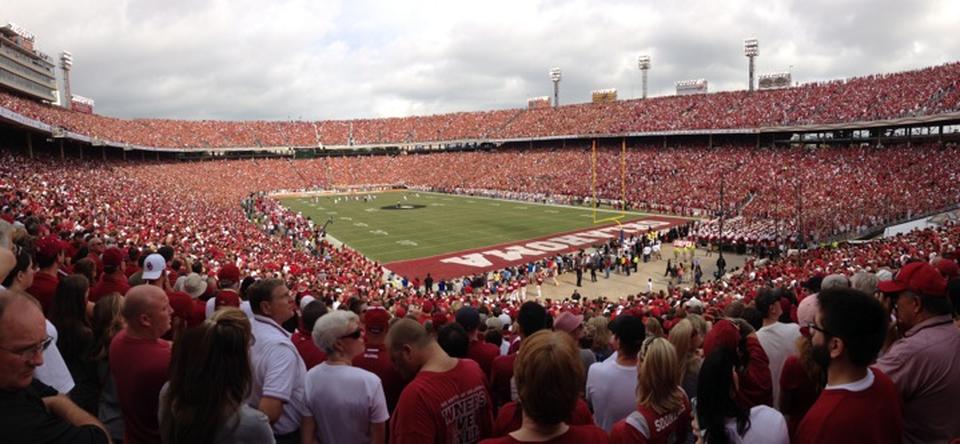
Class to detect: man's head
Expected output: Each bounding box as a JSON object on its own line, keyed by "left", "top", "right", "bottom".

{"left": 455, "top": 306, "right": 481, "bottom": 333}
{"left": 217, "top": 264, "right": 242, "bottom": 290}
{"left": 386, "top": 318, "right": 435, "bottom": 379}
{"left": 141, "top": 253, "right": 167, "bottom": 283}
{"left": 102, "top": 247, "right": 126, "bottom": 275}
{"left": 878, "top": 261, "right": 951, "bottom": 330}
{"left": 609, "top": 314, "right": 645, "bottom": 357}
{"left": 35, "top": 235, "right": 65, "bottom": 270}
{"left": 754, "top": 288, "right": 783, "bottom": 321}
{"left": 0, "top": 290, "right": 47, "bottom": 390}
{"left": 553, "top": 311, "right": 585, "bottom": 340}
{"left": 362, "top": 306, "right": 391, "bottom": 339}
{"left": 810, "top": 288, "right": 887, "bottom": 370}
{"left": 248, "top": 278, "right": 294, "bottom": 324}
{"left": 122, "top": 285, "right": 172, "bottom": 339}
{"left": 517, "top": 301, "right": 549, "bottom": 338}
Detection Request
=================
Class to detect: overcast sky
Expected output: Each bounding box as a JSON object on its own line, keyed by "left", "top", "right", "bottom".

{"left": 5, "top": 0, "right": 960, "bottom": 121}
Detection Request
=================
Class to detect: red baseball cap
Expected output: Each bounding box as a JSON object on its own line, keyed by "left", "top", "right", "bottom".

{"left": 878, "top": 262, "right": 947, "bottom": 297}
{"left": 36, "top": 235, "right": 66, "bottom": 260}
{"left": 217, "top": 264, "right": 242, "bottom": 283}
{"left": 102, "top": 247, "right": 125, "bottom": 268}
{"left": 363, "top": 307, "right": 391, "bottom": 334}
{"left": 935, "top": 259, "right": 959, "bottom": 280}
{"left": 703, "top": 319, "right": 740, "bottom": 357}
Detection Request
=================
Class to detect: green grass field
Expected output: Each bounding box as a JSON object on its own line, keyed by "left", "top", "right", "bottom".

{"left": 279, "top": 191, "right": 656, "bottom": 264}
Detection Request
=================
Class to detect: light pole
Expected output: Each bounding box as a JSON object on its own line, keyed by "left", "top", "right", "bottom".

{"left": 550, "top": 67, "right": 562, "bottom": 108}
{"left": 637, "top": 55, "right": 651, "bottom": 99}
{"left": 744, "top": 38, "right": 759, "bottom": 92}
{"left": 60, "top": 51, "right": 73, "bottom": 109}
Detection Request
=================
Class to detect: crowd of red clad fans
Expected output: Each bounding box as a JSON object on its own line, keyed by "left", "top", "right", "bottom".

{"left": 2, "top": 62, "right": 960, "bottom": 148}
{"left": 2, "top": 142, "right": 960, "bottom": 444}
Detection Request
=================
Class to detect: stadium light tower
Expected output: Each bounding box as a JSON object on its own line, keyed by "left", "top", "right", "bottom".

{"left": 744, "top": 38, "right": 759, "bottom": 92}
{"left": 60, "top": 50, "right": 73, "bottom": 109}
{"left": 638, "top": 55, "right": 651, "bottom": 99}
{"left": 550, "top": 67, "right": 562, "bottom": 108}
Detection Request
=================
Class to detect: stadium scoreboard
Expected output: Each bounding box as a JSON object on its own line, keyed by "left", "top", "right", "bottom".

{"left": 591, "top": 88, "right": 618, "bottom": 103}
{"left": 759, "top": 72, "right": 792, "bottom": 90}
{"left": 527, "top": 96, "right": 551, "bottom": 109}
{"left": 676, "top": 79, "right": 708, "bottom": 95}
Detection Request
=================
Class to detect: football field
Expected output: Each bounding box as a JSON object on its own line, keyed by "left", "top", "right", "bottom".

{"left": 279, "top": 190, "right": 689, "bottom": 279}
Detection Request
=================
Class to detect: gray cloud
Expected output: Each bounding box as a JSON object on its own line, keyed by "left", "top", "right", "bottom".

{"left": 4, "top": 0, "right": 959, "bottom": 120}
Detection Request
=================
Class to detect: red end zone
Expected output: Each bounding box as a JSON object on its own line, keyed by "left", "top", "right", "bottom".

{"left": 384, "top": 216, "right": 688, "bottom": 280}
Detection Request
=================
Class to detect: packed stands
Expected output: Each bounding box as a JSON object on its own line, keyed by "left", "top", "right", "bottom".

{"left": 2, "top": 62, "right": 960, "bottom": 148}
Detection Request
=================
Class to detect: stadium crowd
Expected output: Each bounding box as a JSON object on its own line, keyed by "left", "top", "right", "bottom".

{"left": 1, "top": 140, "right": 960, "bottom": 443}
{"left": 2, "top": 62, "right": 960, "bottom": 148}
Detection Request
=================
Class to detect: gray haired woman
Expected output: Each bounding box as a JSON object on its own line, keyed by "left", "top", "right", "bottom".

{"left": 303, "top": 310, "right": 388, "bottom": 444}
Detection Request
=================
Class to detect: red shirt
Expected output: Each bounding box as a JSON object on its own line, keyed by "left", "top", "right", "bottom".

{"left": 490, "top": 353, "right": 517, "bottom": 407}
{"left": 493, "top": 398, "right": 594, "bottom": 437}
{"left": 795, "top": 368, "right": 902, "bottom": 444}
{"left": 26, "top": 271, "right": 58, "bottom": 316}
{"left": 291, "top": 329, "right": 326, "bottom": 370}
{"left": 738, "top": 335, "right": 773, "bottom": 409}
{"left": 391, "top": 359, "right": 494, "bottom": 444}
{"left": 90, "top": 272, "right": 131, "bottom": 302}
{"left": 353, "top": 343, "right": 407, "bottom": 413}
{"left": 478, "top": 425, "right": 609, "bottom": 444}
{"left": 609, "top": 397, "right": 691, "bottom": 444}
{"left": 779, "top": 354, "right": 820, "bottom": 437}
{"left": 467, "top": 339, "right": 500, "bottom": 375}
{"left": 109, "top": 330, "right": 171, "bottom": 444}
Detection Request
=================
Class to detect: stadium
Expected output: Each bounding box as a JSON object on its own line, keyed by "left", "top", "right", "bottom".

{"left": 1, "top": 7, "right": 959, "bottom": 444}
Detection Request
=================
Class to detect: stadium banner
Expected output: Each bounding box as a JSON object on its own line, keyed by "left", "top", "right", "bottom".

{"left": 384, "top": 216, "right": 686, "bottom": 280}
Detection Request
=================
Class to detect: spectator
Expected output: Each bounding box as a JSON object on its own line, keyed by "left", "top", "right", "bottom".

{"left": 0, "top": 290, "right": 110, "bottom": 444}
{"left": 247, "top": 278, "right": 311, "bottom": 444}
{"left": 754, "top": 288, "right": 801, "bottom": 409}
{"left": 110, "top": 284, "right": 172, "bottom": 444}
{"left": 206, "top": 264, "right": 244, "bottom": 317}
{"left": 667, "top": 318, "right": 703, "bottom": 400}
{"left": 49, "top": 275, "right": 98, "bottom": 413}
{"left": 456, "top": 306, "right": 500, "bottom": 375}
{"left": 584, "top": 315, "right": 613, "bottom": 362}
{"left": 140, "top": 253, "right": 192, "bottom": 336}
{"left": 90, "top": 248, "right": 129, "bottom": 303}
{"left": 778, "top": 293, "right": 824, "bottom": 436}
{"left": 292, "top": 300, "right": 327, "bottom": 369}
{"left": 304, "top": 310, "right": 388, "bottom": 444}
{"left": 159, "top": 308, "right": 274, "bottom": 444}
{"left": 387, "top": 318, "right": 494, "bottom": 444}
{"left": 553, "top": 311, "right": 597, "bottom": 376}
{"left": 437, "top": 322, "right": 470, "bottom": 358}
{"left": 586, "top": 314, "right": 645, "bottom": 432}
{"left": 27, "top": 235, "right": 65, "bottom": 316}
{"left": 702, "top": 319, "right": 773, "bottom": 409}
{"left": 353, "top": 306, "right": 406, "bottom": 414}
{"left": 795, "top": 288, "right": 902, "bottom": 444}
{"left": 695, "top": 346, "right": 788, "bottom": 444}
{"left": 1, "top": 246, "right": 35, "bottom": 293}
{"left": 481, "top": 331, "right": 607, "bottom": 443}
{"left": 874, "top": 261, "right": 960, "bottom": 443}
{"left": 90, "top": 293, "right": 125, "bottom": 442}
{"left": 610, "top": 337, "right": 691, "bottom": 444}
{"left": 490, "top": 301, "right": 549, "bottom": 408}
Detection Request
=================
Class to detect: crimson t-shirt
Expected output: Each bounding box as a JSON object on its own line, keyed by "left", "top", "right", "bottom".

{"left": 467, "top": 340, "right": 500, "bottom": 376}
{"left": 90, "top": 273, "right": 131, "bottom": 302}
{"left": 26, "top": 271, "right": 59, "bottom": 316}
{"left": 779, "top": 354, "right": 820, "bottom": 436}
{"left": 490, "top": 353, "right": 517, "bottom": 407}
{"left": 353, "top": 343, "right": 406, "bottom": 413}
{"left": 492, "top": 398, "right": 595, "bottom": 437}
{"left": 609, "top": 397, "right": 692, "bottom": 444}
{"left": 391, "top": 359, "right": 494, "bottom": 444}
{"left": 292, "top": 329, "right": 326, "bottom": 370}
{"left": 109, "top": 330, "right": 171, "bottom": 444}
{"left": 478, "top": 424, "right": 609, "bottom": 444}
{"left": 794, "top": 368, "right": 902, "bottom": 444}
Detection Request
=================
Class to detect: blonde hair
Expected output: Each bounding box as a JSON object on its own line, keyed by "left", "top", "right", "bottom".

{"left": 636, "top": 337, "right": 685, "bottom": 415}
{"left": 585, "top": 316, "right": 611, "bottom": 351}
{"left": 515, "top": 330, "right": 584, "bottom": 425}
{"left": 668, "top": 318, "right": 701, "bottom": 381}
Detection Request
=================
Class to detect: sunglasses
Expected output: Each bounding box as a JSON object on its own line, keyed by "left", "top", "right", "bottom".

{"left": 340, "top": 328, "right": 363, "bottom": 340}
{"left": 800, "top": 321, "right": 835, "bottom": 338}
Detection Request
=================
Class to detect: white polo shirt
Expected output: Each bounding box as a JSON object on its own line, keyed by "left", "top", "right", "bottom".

{"left": 249, "top": 315, "right": 309, "bottom": 435}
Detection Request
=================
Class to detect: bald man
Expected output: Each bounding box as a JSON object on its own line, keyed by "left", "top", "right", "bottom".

{"left": 0, "top": 290, "right": 110, "bottom": 443}
{"left": 387, "top": 318, "right": 493, "bottom": 444}
{"left": 109, "top": 285, "right": 172, "bottom": 444}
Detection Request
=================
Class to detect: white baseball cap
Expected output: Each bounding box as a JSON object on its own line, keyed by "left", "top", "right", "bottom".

{"left": 142, "top": 253, "right": 166, "bottom": 280}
